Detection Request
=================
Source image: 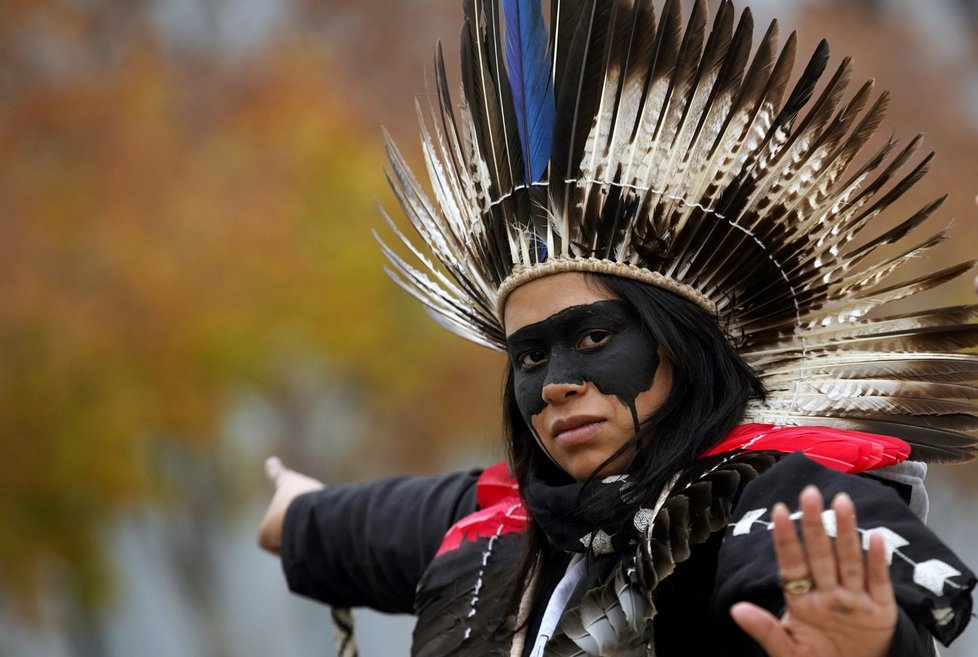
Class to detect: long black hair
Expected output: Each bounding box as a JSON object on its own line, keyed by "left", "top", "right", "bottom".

{"left": 503, "top": 273, "right": 765, "bottom": 608}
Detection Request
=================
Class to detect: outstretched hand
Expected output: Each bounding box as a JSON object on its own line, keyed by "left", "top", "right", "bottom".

{"left": 257, "top": 456, "right": 325, "bottom": 555}
{"left": 730, "top": 486, "right": 897, "bottom": 657}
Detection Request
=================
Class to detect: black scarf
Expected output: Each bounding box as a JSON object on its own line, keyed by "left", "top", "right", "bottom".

{"left": 522, "top": 460, "right": 643, "bottom": 556}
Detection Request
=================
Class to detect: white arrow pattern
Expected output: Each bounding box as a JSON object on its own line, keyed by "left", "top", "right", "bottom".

{"left": 861, "top": 527, "right": 910, "bottom": 565}
{"left": 914, "top": 559, "right": 962, "bottom": 597}
{"left": 730, "top": 507, "right": 966, "bottom": 606}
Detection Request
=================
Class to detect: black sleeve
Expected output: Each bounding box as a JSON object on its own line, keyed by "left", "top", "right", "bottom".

{"left": 280, "top": 469, "right": 481, "bottom": 613}
{"left": 887, "top": 607, "right": 937, "bottom": 657}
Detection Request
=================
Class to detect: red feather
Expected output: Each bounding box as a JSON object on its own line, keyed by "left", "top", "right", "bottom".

{"left": 702, "top": 423, "right": 911, "bottom": 473}
{"left": 436, "top": 462, "right": 528, "bottom": 557}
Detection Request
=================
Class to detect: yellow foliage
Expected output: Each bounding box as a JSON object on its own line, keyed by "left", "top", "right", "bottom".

{"left": 0, "top": 32, "right": 500, "bottom": 612}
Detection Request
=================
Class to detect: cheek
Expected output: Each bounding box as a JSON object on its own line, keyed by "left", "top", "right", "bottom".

{"left": 528, "top": 413, "right": 547, "bottom": 440}
{"left": 634, "top": 372, "right": 670, "bottom": 420}
{"left": 512, "top": 349, "right": 587, "bottom": 421}
{"left": 582, "top": 333, "right": 660, "bottom": 406}
{"left": 513, "top": 370, "right": 546, "bottom": 421}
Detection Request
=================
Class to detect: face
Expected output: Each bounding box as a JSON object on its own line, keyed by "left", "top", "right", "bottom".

{"left": 503, "top": 272, "right": 672, "bottom": 481}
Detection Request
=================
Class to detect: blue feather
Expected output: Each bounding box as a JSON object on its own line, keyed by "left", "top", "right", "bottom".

{"left": 502, "top": 0, "right": 555, "bottom": 184}
{"left": 533, "top": 236, "right": 548, "bottom": 262}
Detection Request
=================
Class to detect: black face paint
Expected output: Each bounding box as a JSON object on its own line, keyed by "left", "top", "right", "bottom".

{"left": 506, "top": 300, "right": 661, "bottom": 428}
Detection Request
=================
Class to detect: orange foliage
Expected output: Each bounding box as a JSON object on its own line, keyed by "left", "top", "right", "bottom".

{"left": 0, "top": 28, "right": 500, "bottom": 612}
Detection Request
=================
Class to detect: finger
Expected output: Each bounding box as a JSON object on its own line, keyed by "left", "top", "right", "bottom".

{"left": 771, "top": 502, "right": 808, "bottom": 584}
{"left": 799, "top": 485, "right": 837, "bottom": 590}
{"left": 265, "top": 456, "right": 285, "bottom": 486}
{"left": 866, "top": 532, "right": 897, "bottom": 606}
{"left": 832, "top": 492, "right": 865, "bottom": 592}
{"left": 730, "top": 602, "right": 794, "bottom": 657}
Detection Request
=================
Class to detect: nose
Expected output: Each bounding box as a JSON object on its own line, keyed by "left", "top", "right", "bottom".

{"left": 541, "top": 379, "right": 587, "bottom": 405}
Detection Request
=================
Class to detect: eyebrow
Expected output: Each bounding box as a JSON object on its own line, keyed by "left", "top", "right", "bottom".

{"left": 504, "top": 300, "right": 631, "bottom": 348}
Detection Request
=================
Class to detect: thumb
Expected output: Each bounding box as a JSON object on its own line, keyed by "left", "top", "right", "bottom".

{"left": 731, "top": 602, "right": 792, "bottom": 657}
{"left": 265, "top": 456, "right": 285, "bottom": 486}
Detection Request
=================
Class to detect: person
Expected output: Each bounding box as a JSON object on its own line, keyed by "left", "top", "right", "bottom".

{"left": 259, "top": 1, "right": 978, "bottom": 655}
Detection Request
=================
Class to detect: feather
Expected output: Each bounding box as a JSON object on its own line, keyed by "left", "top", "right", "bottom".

{"left": 808, "top": 260, "right": 977, "bottom": 326}
{"left": 551, "top": 0, "right": 591, "bottom": 100}
{"left": 688, "top": 27, "right": 801, "bottom": 292}
{"left": 461, "top": 0, "right": 524, "bottom": 208}
{"left": 551, "top": 0, "right": 614, "bottom": 225}
{"left": 502, "top": 0, "right": 555, "bottom": 183}
{"left": 819, "top": 358, "right": 978, "bottom": 382}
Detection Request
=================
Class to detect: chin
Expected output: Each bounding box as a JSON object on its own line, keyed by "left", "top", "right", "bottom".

{"left": 562, "top": 455, "right": 629, "bottom": 481}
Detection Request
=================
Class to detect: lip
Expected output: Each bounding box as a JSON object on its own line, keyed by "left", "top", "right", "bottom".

{"left": 551, "top": 415, "right": 605, "bottom": 446}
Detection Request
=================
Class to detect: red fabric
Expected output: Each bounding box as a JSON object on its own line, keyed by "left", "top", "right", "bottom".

{"left": 435, "top": 463, "right": 528, "bottom": 557}
{"left": 476, "top": 461, "right": 521, "bottom": 508}
{"left": 702, "top": 423, "right": 911, "bottom": 473}
{"left": 434, "top": 424, "right": 910, "bottom": 556}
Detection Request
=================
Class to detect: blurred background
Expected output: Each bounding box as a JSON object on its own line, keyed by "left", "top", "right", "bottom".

{"left": 0, "top": 0, "right": 976, "bottom": 655}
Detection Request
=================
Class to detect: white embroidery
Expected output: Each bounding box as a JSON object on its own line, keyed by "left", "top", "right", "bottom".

{"left": 633, "top": 508, "right": 656, "bottom": 533}
{"left": 862, "top": 527, "right": 909, "bottom": 564}
{"left": 764, "top": 510, "right": 802, "bottom": 530}
{"left": 580, "top": 529, "right": 615, "bottom": 555}
{"left": 931, "top": 607, "right": 955, "bottom": 627}
{"left": 728, "top": 506, "right": 967, "bottom": 599}
{"left": 820, "top": 509, "right": 838, "bottom": 538}
{"left": 914, "top": 560, "right": 963, "bottom": 597}
{"left": 732, "top": 508, "right": 767, "bottom": 536}
{"left": 463, "top": 502, "right": 524, "bottom": 639}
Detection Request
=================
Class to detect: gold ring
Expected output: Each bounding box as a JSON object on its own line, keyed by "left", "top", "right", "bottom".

{"left": 781, "top": 576, "right": 815, "bottom": 595}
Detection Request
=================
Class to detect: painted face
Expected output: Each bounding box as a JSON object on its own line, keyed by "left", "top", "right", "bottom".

{"left": 503, "top": 273, "right": 672, "bottom": 481}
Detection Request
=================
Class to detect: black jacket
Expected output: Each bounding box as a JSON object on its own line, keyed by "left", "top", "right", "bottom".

{"left": 281, "top": 454, "right": 973, "bottom": 656}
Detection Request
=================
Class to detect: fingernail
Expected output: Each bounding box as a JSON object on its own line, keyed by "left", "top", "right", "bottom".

{"left": 265, "top": 456, "right": 282, "bottom": 479}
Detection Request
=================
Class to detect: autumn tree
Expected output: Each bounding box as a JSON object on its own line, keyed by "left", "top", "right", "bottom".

{"left": 0, "top": 0, "right": 499, "bottom": 626}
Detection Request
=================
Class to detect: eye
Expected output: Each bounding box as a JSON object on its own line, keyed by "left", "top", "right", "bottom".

{"left": 518, "top": 350, "right": 547, "bottom": 371}
{"left": 578, "top": 330, "right": 612, "bottom": 350}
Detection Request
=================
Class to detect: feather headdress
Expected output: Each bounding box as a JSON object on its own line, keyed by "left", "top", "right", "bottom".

{"left": 377, "top": 0, "right": 978, "bottom": 463}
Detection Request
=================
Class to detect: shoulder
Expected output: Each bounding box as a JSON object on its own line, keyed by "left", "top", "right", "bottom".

{"left": 435, "top": 462, "right": 528, "bottom": 557}
{"left": 413, "top": 462, "right": 528, "bottom": 656}
{"left": 702, "top": 422, "right": 911, "bottom": 473}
